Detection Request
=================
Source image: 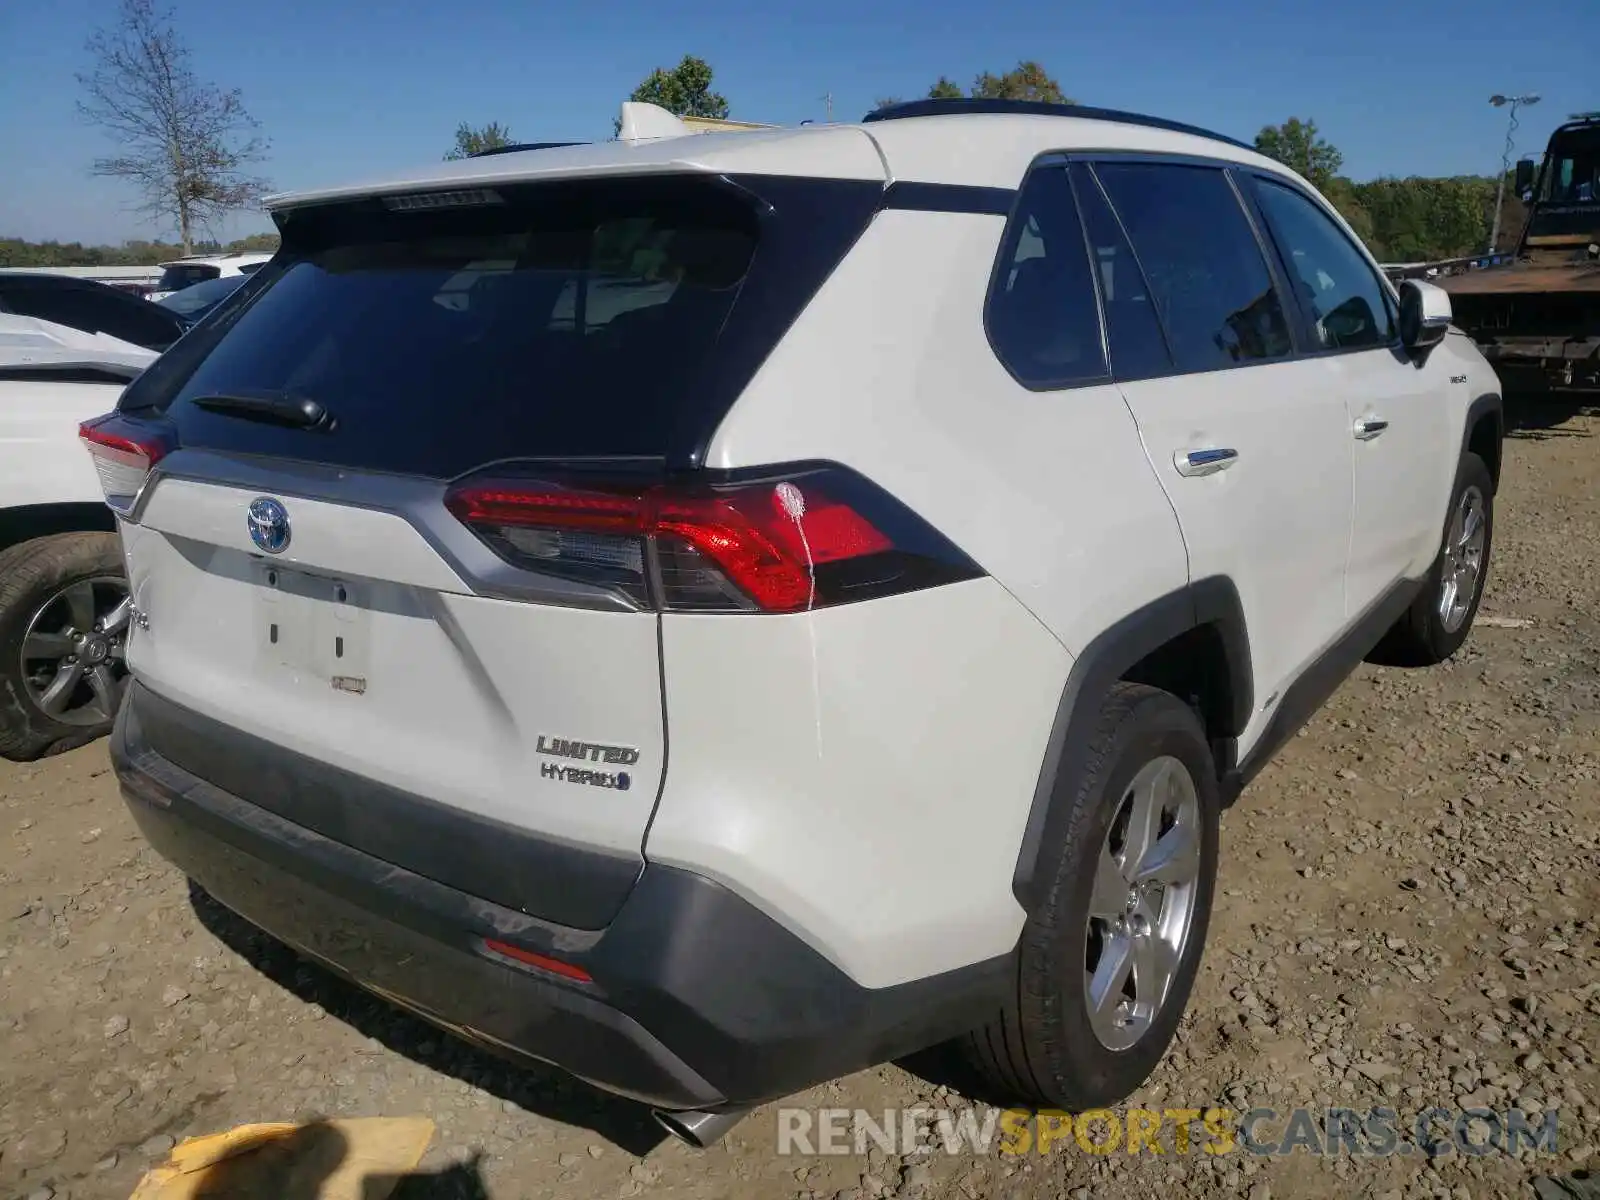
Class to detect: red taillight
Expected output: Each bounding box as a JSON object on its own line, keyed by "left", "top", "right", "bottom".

{"left": 79, "top": 414, "right": 172, "bottom": 512}
{"left": 445, "top": 473, "right": 900, "bottom": 614}
{"left": 482, "top": 938, "right": 593, "bottom": 983}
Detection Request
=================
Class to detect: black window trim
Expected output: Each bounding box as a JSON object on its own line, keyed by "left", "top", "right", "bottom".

{"left": 1238, "top": 170, "right": 1404, "bottom": 360}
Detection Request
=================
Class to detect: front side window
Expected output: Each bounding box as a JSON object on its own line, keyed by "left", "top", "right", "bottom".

{"left": 1251, "top": 178, "right": 1396, "bottom": 351}
{"left": 985, "top": 166, "right": 1107, "bottom": 389}
{"left": 1094, "top": 162, "right": 1293, "bottom": 372}
{"left": 1539, "top": 141, "right": 1600, "bottom": 203}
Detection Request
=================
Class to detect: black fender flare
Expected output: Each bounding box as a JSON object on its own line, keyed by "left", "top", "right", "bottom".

{"left": 1011, "top": 576, "right": 1252, "bottom": 913}
{"left": 1461, "top": 392, "right": 1503, "bottom": 491}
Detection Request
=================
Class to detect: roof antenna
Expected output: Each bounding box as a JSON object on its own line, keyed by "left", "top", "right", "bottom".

{"left": 617, "top": 102, "right": 690, "bottom": 144}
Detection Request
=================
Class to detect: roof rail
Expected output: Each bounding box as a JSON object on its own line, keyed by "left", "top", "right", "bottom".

{"left": 468, "top": 141, "right": 587, "bottom": 158}
{"left": 862, "top": 98, "right": 1253, "bottom": 153}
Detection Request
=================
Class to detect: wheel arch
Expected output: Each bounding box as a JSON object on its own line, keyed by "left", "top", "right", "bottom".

{"left": 1462, "top": 392, "right": 1503, "bottom": 493}
{"left": 1011, "top": 577, "right": 1251, "bottom": 913}
{"left": 0, "top": 503, "right": 118, "bottom": 557}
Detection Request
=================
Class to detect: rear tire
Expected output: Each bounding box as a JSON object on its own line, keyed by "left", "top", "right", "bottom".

{"left": 962, "top": 683, "right": 1219, "bottom": 1109}
{"left": 0, "top": 532, "right": 130, "bottom": 761}
{"left": 1370, "top": 451, "right": 1493, "bottom": 668}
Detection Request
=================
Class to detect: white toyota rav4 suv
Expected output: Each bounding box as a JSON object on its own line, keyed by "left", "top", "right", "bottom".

{"left": 91, "top": 99, "right": 1502, "bottom": 1145}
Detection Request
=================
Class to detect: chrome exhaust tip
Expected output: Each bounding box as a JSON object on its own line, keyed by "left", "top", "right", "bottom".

{"left": 651, "top": 1107, "right": 749, "bottom": 1148}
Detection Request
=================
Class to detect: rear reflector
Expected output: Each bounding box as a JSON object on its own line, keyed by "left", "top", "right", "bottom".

{"left": 79, "top": 414, "right": 173, "bottom": 513}
{"left": 482, "top": 938, "right": 593, "bottom": 982}
{"left": 445, "top": 465, "right": 981, "bottom": 614}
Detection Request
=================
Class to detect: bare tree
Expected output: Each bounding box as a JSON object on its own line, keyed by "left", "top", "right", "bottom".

{"left": 77, "top": 0, "right": 270, "bottom": 255}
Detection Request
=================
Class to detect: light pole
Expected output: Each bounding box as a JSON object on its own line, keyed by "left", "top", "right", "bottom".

{"left": 1488, "top": 93, "right": 1540, "bottom": 253}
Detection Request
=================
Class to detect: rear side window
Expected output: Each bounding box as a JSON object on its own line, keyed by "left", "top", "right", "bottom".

{"left": 1070, "top": 164, "right": 1173, "bottom": 381}
{"left": 1250, "top": 178, "right": 1396, "bottom": 351}
{"left": 985, "top": 166, "right": 1107, "bottom": 389}
{"left": 155, "top": 272, "right": 249, "bottom": 319}
{"left": 1094, "top": 163, "right": 1293, "bottom": 372}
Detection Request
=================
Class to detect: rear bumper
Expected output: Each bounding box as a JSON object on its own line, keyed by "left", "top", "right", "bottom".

{"left": 112, "top": 682, "right": 1007, "bottom": 1110}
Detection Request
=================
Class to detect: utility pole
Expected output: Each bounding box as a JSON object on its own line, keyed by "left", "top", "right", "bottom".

{"left": 821, "top": 93, "right": 833, "bottom": 123}
{"left": 1488, "top": 92, "right": 1541, "bottom": 254}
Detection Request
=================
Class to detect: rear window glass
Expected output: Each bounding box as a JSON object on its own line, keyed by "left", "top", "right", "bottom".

{"left": 984, "top": 166, "right": 1107, "bottom": 389}
{"left": 157, "top": 264, "right": 221, "bottom": 292}
{"left": 156, "top": 272, "right": 250, "bottom": 318}
{"left": 1094, "top": 163, "right": 1293, "bottom": 372}
{"left": 156, "top": 178, "right": 762, "bottom": 475}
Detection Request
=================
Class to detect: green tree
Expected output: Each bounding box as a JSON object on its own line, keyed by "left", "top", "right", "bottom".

{"left": 970, "top": 61, "right": 1071, "bottom": 104}
{"left": 1254, "top": 118, "right": 1343, "bottom": 191}
{"left": 444, "top": 121, "right": 514, "bottom": 160}
{"left": 878, "top": 64, "right": 1072, "bottom": 111}
{"left": 1352, "top": 177, "right": 1491, "bottom": 262}
{"left": 76, "top": 0, "right": 270, "bottom": 255}
{"left": 1322, "top": 176, "right": 1378, "bottom": 252}
{"left": 227, "top": 231, "right": 281, "bottom": 253}
{"left": 626, "top": 55, "right": 729, "bottom": 120}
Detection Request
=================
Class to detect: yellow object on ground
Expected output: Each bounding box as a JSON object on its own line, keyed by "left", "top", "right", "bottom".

{"left": 128, "top": 1117, "right": 435, "bottom": 1200}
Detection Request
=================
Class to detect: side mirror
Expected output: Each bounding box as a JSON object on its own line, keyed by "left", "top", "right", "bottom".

{"left": 1399, "top": 279, "right": 1451, "bottom": 353}
{"left": 1514, "top": 157, "right": 1536, "bottom": 197}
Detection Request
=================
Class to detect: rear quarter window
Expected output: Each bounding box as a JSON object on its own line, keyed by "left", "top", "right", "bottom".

{"left": 984, "top": 166, "right": 1108, "bottom": 389}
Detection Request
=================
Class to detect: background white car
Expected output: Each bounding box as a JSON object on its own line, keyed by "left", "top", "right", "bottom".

{"left": 0, "top": 315, "right": 151, "bottom": 758}
{"left": 146, "top": 251, "right": 273, "bottom": 301}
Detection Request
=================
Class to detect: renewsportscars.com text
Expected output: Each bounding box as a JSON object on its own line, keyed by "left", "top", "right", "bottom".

{"left": 775, "top": 1106, "right": 1562, "bottom": 1158}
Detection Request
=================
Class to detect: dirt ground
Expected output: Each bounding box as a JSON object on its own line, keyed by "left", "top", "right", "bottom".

{"left": 3, "top": 401, "right": 1599, "bottom": 1200}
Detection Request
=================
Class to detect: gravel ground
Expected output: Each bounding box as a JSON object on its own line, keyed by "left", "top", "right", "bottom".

{"left": 3, "top": 401, "right": 1598, "bottom": 1200}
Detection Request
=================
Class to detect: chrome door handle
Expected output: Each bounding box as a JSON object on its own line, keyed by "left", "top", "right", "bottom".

{"left": 1353, "top": 416, "right": 1389, "bottom": 441}
{"left": 1174, "top": 447, "right": 1239, "bottom": 477}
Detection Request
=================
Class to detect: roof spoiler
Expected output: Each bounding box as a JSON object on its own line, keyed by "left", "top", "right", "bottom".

{"left": 617, "top": 102, "right": 690, "bottom": 144}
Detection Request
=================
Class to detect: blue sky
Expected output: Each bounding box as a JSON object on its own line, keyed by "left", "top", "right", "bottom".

{"left": 0, "top": 0, "right": 1592, "bottom": 244}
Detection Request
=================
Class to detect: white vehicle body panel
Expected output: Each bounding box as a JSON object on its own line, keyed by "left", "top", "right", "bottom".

{"left": 123, "top": 477, "right": 666, "bottom": 859}
{"left": 650, "top": 578, "right": 1070, "bottom": 988}
{"left": 0, "top": 317, "right": 152, "bottom": 514}
{"left": 705, "top": 209, "right": 1191, "bottom": 659}
{"left": 1118, "top": 361, "right": 1354, "bottom": 758}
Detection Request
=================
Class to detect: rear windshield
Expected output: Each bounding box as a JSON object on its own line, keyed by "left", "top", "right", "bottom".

{"left": 157, "top": 264, "right": 221, "bottom": 292}
{"left": 144, "top": 176, "right": 772, "bottom": 477}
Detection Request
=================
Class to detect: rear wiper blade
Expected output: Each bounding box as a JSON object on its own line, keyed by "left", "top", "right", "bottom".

{"left": 190, "top": 392, "right": 335, "bottom": 431}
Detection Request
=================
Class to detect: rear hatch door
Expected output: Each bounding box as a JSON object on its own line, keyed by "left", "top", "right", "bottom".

{"left": 105, "top": 174, "right": 795, "bottom": 926}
